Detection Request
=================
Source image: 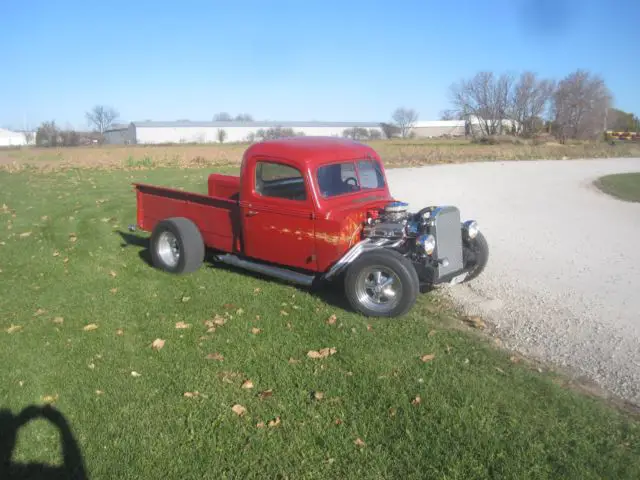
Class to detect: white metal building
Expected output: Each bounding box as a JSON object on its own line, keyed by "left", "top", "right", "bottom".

{"left": 410, "top": 121, "right": 466, "bottom": 138}
{"left": 104, "top": 121, "right": 384, "bottom": 145}
{"left": 0, "top": 128, "right": 35, "bottom": 147}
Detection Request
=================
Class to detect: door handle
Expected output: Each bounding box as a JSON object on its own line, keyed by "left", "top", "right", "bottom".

{"left": 246, "top": 210, "right": 259, "bottom": 217}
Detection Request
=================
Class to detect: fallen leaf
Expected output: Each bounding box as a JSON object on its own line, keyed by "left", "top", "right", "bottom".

{"left": 334, "top": 418, "right": 343, "bottom": 425}
{"left": 411, "top": 395, "right": 422, "bottom": 406}
{"left": 258, "top": 389, "right": 273, "bottom": 400}
{"left": 251, "top": 327, "right": 262, "bottom": 335}
{"left": 286, "top": 322, "right": 293, "bottom": 330}
{"left": 366, "top": 324, "right": 374, "bottom": 332}
{"left": 420, "top": 353, "right": 436, "bottom": 362}
{"left": 292, "top": 305, "right": 301, "bottom": 310}
{"left": 41, "top": 215, "right": 49, "bottom": 221}
{"left": 6, "top": 324, "right": 23, "bottom": 334}
{"left": 280, "top": 310, "right": 289, "bottom": 316}
{"left": 206, "top": 352, "right": 224, "bottom": 361}
{"left": 354, "top": 438, "right": 366, "bottom": 448}
{"left": 255, "top": 315, "right": 261, "bottom": 321}
{"left": 223, "top": 303, "right": 236, "bottom": 310}
{"left": 256, "top": 421, "right": 265, "bottom": 428}
{"left": 466, "top": 316, "right": 486, "bottom": 329}
{"left": 494, "top": 338, "right": 503, "bottom": 346}
{"left": 388, "top": 407, "right": 397, "bottom": 417}
{"left": 131, "top": 371, "right": 142, "bottom": 377}
{"left": 95, "top": 390, "right": 104, "bottom": 395}
{"left": 175, "top": 321, "right": 191, "bottom": 329}
{"left": 110, "top": 288, "right": 118, "bottom": 294}
{"left": 181, "top": 296, "right": 190, "bottom": 303}
{"left": 288, "top": 357, "right": 300, "bottom": 364}
{"left": 510, "top": 356, "right": 521, "bottom": 364}
{"left": 428, "top": 329, "right": 437, "bottom": 337}
{"left": 151, "top": 338, "right": 165, "bottom": 350}
{"left": 115, "top": 328, "right": 124, "bottom": 336}
{"left": 307, "top": 347, "right": 337, "bottom": 359}
{"left": 19, "top": 231, "right": 32, "bottom": 238}
{"left": 88, "top": 363, "right": 95, "bottom": 370}
{"left": 69, "top": 233, "right": 77, "bottom": 243}
{"left": 63, "top": 257, "right": 69, "bottom": 264}
{"left": 34, "top": 308, "right": 46, "bottom": 316}
{"left": 231, "top": 404, "right": 247, "bottom": 416}
{"left": 53, "top": 251, "right": 60, "bottom": 257}
{"left": 495, "top": 367, "right": 506, "bottom": 374}
{"left": 53, "top": 317, "right": 64, "bottom": 325}
{"left": 268, "top": 416, "right": 281, "bottom": 427}
{"left": 183, "top": 391, "right": 201, "bottom": 398}
{"left": 83, "top": 323, "right": 99, "bottom": 331}
{"left": 236, "top": 308, "right": 244, "bottom": 315}
{"left": 326, "top": 314, "right": 337, "bottom": 325}
{"left": 212, "top": 314, "right": 226, "bottom": 326}
{"left": 241, "top": 379, "right": 254, "bottom": 389}
{"left": 253, "top": 288, "right": 261, "bottom": 294}
{"left": 206, "top": 327, "right": 216, "bottom": 333}
{"left": 312, "top": 391, "right": 324, "bottom": 401}
{"left": 42, "top": 394, "right": 59, "bottom": 404}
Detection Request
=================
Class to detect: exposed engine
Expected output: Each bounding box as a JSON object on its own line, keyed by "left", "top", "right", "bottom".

{"left": 362, "top": 201, "right": 421, "bottom": 241}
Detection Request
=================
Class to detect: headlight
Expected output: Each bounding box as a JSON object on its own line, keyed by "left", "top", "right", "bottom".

{"left": 464, "top": 220, "right": 479, "bottom": 239}
{"left": 416, "top": 234, "right": 436, "bottom": 255}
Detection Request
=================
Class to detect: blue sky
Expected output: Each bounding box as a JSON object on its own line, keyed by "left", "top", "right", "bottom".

{"left": 1, "top": 0, "right": 639, "bottom": 130}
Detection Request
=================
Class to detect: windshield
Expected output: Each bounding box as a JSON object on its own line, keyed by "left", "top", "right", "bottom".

{"left": 317, "top": 159, "right": 385, "bottom": 198}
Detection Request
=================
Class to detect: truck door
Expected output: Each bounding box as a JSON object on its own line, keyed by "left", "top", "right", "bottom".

{"left": 241, "top": 159, "right": 317, "bottom": 271}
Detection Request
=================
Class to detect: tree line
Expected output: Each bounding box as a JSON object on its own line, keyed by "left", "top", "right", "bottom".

{"left": 441, "top": 69, "right": 638, "bottom": 141}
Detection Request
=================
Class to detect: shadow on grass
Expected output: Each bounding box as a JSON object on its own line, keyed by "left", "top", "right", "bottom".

{"left": 116, "top": 230, "right": 353, "bottom": 312}
{"left": 0, "top": 405, "right": 88, "bottom": 480}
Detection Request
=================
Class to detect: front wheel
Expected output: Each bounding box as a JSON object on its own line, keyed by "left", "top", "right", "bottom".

{"left": 463, "top": 231, "right": 489, "bottom": 282}
{"left": 344, "top": 250, "right": 419, "bottom": 317}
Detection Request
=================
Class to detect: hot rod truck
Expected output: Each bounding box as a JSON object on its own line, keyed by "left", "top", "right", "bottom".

{"left": 133, "top": 137, "right": 488, "bottom": 317}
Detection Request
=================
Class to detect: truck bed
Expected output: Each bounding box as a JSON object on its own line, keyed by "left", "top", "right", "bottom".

{"left": 135, "top": 182, "right": 242, "bottom": 254}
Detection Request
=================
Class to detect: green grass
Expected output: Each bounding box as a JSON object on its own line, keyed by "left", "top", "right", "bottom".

{"left": 1, "top": 167, "right": 639, "bottom": 479}
{"left": 595, "top": 172, "right": 640, "bottom": 203}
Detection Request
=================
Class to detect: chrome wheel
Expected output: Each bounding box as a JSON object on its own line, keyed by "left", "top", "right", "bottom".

{"left": 354, "top": 265, "right": 403, "bottom": 313}
{"left": 157, "top": 231, "right": 180, "bottom": 268}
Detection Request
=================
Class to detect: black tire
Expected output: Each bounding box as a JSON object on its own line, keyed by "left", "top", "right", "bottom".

{"left": 344, "top": 249, "right": 419, "bottom": 318}
{"left": 150, "top": 217, "right": 205, "bottom": 274}
{"left": 463, "top": 231, "right": 489, "bottom": 282}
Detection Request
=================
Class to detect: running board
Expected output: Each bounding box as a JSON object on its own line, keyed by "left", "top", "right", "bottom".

{"left": 214, "top": 254, "right": 315, "bottom": 287}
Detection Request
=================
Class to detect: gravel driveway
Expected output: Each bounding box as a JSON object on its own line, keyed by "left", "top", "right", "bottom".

{"left": 386, "top": 158, "right": 640, "bottom": 405}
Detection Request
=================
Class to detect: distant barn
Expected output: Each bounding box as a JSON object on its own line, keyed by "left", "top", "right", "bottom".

{"left": 103, "top": 121, "right": 385, "bottom": 145}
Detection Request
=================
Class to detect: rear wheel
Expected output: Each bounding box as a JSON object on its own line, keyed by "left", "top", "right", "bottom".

{"left": 150, "top": 217, "right": 204, "bottom": 274}
{"left": 344, "top": 250, "right": 419, "bottom": 317}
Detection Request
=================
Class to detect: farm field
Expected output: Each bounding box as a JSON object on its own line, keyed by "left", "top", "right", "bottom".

{"left": 1, "top": 166, "right": 639, "bottom": 479}
{"left": 2, "top": 137, "right": 640, "bottom": 171}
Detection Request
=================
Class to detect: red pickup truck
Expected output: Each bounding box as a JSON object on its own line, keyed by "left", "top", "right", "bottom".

{"left": 133, "top": 137, "right": 488, "bottom": 317}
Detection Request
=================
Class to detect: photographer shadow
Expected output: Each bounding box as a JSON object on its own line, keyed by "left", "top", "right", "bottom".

{"left": 0, "top": 404, "right": 88, "bottom": 480}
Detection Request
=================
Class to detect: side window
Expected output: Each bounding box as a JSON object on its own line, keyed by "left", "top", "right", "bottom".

{"left": 255, "top": 161, "right": 307, "bottom": 201}
{"left": 357, "top": 160, "right": 385, "bottom": 189}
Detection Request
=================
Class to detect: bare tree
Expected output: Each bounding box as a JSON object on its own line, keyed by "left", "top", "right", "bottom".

{"left": 449, "top": 72, "right": 514, "bottom": 136}
{"left": 552, "top": 70, "right": 612, "bottom": 141}
{"left": 391, "top": 108, "right": 418, "bottom": 138}
{"left": 234, "top": 113, "right": 253, "bottom": 122}
{"left": 36, "top": 121, "right": 60, "bottom": 147}
{"left": 85, "top": 105, "right": 119, "bottom": 133}
{"left": 439, "top": 109, "right": 462, "bottom": 121}
{"left": 23, "top": 131, "right": 35, "bottom": 145}
{"left": 217, "top": 129, "right": 227, "bottom": 143}
{"left": 380, "top": 122, "right": 399, "bottom": 139}
{"left": 509, "top": 72, "right": 555, "bottom": 137}
{"left": 213, "top": 112, "right": 233, "bottom": 121}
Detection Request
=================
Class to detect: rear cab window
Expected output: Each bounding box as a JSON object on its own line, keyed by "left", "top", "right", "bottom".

{"left": 317, "top": 159, "right": 385, "bottom": 198}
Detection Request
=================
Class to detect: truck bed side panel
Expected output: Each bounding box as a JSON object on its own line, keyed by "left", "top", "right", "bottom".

{"left": 135, "top": 184, "right": 241, "bottom": 253}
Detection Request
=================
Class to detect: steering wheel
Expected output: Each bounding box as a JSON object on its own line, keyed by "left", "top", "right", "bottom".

{"left": 344, "top": 177, "right": 358, "bottom": 189}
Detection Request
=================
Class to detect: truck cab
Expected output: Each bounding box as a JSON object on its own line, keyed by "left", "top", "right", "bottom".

{"left": 134, "top": 137, "right": 489, "bottom": 318}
